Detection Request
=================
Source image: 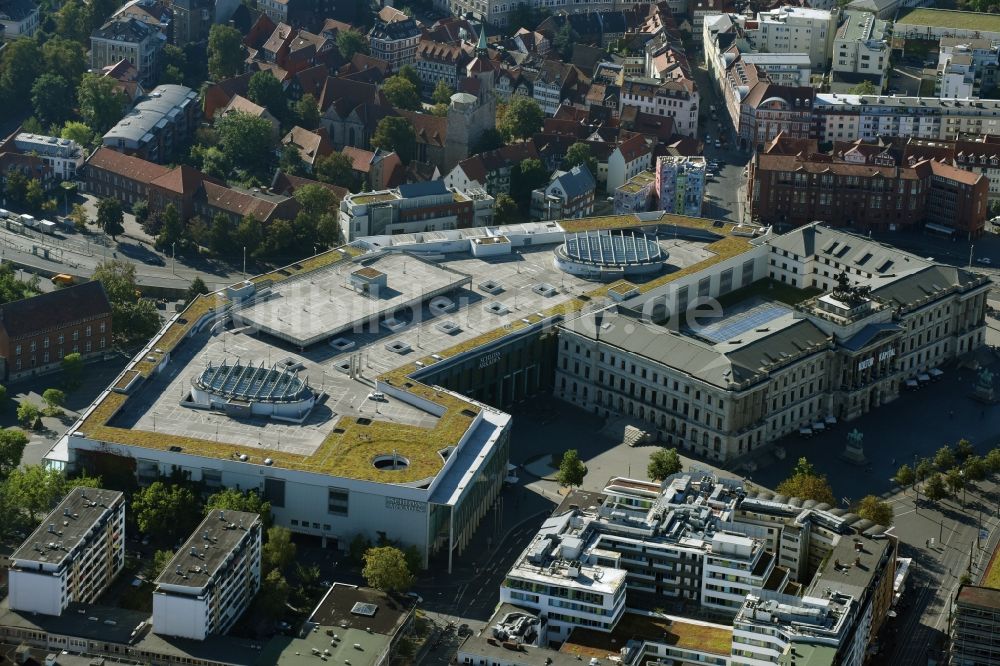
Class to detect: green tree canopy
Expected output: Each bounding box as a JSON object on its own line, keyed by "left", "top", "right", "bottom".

{"left": 336, "top": 29, "right": 369, "bottom": 60}
{"left": 62, "top": 353, "right": 84, "bottom": 388}
{"left": 934, "top": 445, "right": 956, "bottom": 472}
{"left": 155, "top": 203, "right": 184, "bottom": 251}
{"left": 248, "top": 70, "right": 288, "bottom": 121}
{"left": 362, "top": 546, "right": 414, "bottom": 592}
{"left": 97, "top": 198, "right": 124, "bottom": 239}
{"left": 985, "top": 447, "right": 1000, "bottom": 474}
{"left": 54, "top": 0, "right": 92, "bottom": 43}
{"left": 294, "top": 94, "right": 321, "bottom": 129}
{"left": 494, "top": 193, "right": 519, "bottom": 225}
{"left": 294, "top": 183, "right": 338, "bottom": 218}
{"left": 924, "top": 473, "right": 948, "bottom": 501}
{"left": 946, "top": 467, "right": 965, "bottom": 496}
{"left": 150, "top": 549, "right": 175, "bottom": 579}
{"left": 648, "top": 447, "right": 682, "bottom": 481}
{"left": 557, "top": 449, "right": 587, "bottom": 487}
{"left": 41, "top": 388, "right": 65, "bottom": 411}
{"left": 776, "top": 460, "right": 835, "bottom": 505}
{"left": 0, "top": 40, "right": 43, "bottom": 110}
{"left": 915, "top": 458, "right": 935, "bottom": 481}
{"left": 382, "top": 75, "right": 421, "bottom": 110}
{"left": 893, "top": 464, "right": 915, "bottom": 488}
{"left": 132, "top": 481, "right": 202, "bottom": 544}
{"left": 3, "top": 465, "right": 100, "bottom": 528}
{"left": 955, "top": 438, "right": 974, "bottom": 461}
{"left": 206, "top": 488, "right": 272, "bottom": 527}
{"left": 0, "top": 428, "right": 28, "bottom": 481}
{"left": 371, "top": 116, "right": 416, "bottom": 162}
{"left": 32, "top": 74, "right": 73, "bottom": 129}
{"left": 849, "top": 80, "right": 878, "bottom": 95}
{"left": 42, "top": 37, "right": 88, "bottom": 86}
{"left": 963, "top": 455, "right": 987, "bottom": 482}
{"left": 208, "top": 25, "right": 245, "bottom": 81}
{"left": 397, "top": 65, "right": 421, "bottom": 89}
{"left": 432, "top": 80, "right": 454, "bottom": 105}
{"left": 17, "top": 401, "right": 39, "bottom": 427}
{"left": 92, "top": 259, "right": 162, "bottom": 343}
{"left": 62, "top": 122, "right": 95, "bottom": 147}
{"left": 78, "top": 73, "right": 127, "bottom": 134}
{"left": 855, "top": 495, "right": 893, "bottom": 525}
{"left": 510, "top": 157, "right": 549, "bottom": 211}
{"left": 254, "top": 569, "right": 290, "bottom": 621}
{"left": 185, "top": 277, "right": 209, "bottom": 304}
{"left": 263, "top": 526, "right": 297, "bottom": 574}
{"left": 553, "top": 21, "right": 579, "bottom": 60}
{"left": 563, "top": 142, "right": 598, "bottom": 178}
{"left": 315, "top": 151, "right": 357, "bottom": 189}
{"left": 500, "top": 97, "right": 543, "bottom": 140}
{"left": 217, "top": 111, "right": 275, "bottom": 175}
{"left": 0, "top": 262, "right": 38, "bottom": 304}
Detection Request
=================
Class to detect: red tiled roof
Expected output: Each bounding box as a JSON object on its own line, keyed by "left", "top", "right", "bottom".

{"left": 86, "top": 147, "right": 171, "bottom": 184}
{"left": 617, "top": 133, "right": 651, "bottom": 162}
{"left": 342, "top": 146, "right": 375, "bottom": 173}
{"left": 149, "top": 164, "right": 206, "bottom": 195}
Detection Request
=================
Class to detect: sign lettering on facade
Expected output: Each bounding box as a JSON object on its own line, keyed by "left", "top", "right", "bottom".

{"left": 479, "top": 351, "right": 502, "bottom": 369}
{"left": 385, "top": 497, "right": 426, "bottom": 512}
{"left": 858, "top": 357, "right": 874, "bottom": 371}
{"left": 858, "top": 348, "right": 895, "bottom": 371}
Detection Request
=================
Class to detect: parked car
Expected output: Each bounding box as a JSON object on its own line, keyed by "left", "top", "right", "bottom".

{"left": 367, "top": 391, "right": 386, "bottom": 401}
{"left": 977, "top": 257, "right": 992, "bottom": 265}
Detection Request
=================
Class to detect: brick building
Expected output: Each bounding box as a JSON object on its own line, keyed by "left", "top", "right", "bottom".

{"left": 0, "top": 282, "right": 112, "bottom": 382}
{"left": 748, "top": 135, "right": 988, "bottom": 237}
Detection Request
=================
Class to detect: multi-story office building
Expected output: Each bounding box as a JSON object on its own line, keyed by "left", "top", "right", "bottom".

{"left": 369, "top": 6, "right": 420, "bottom": 73}
{"left": 737, "top": 7, "right": 838, "bottom": 69}
{"left": 90, "top": 17, "right": 165, "bottom": 87}
{"left": 555, "top": 222, "right": 990, "bottom": 462}
{"left": 8, "top": 488, "right": 125, "bottom": 616}
{"left": 153, "top": 510, "right": 262, "bottom": 640}
{"left": 833, "top": 11, "right": 891, "bottom": 84}
{"left": 338, "top": 180, "right": 494, "bottom": 240}
{"left": 655, "top": 156, "right": 706, "bottom": 217}
{"left": 102, "top": 85, "right": 200, "bottom": 163}
{"left": 749, "top": 135, "right": 988, "bottom": 236}
{"left": 951, "top": 585, "right": 1000, "bottom": 666}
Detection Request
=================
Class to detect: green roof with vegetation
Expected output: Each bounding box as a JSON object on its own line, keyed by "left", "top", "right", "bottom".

{"left": 983, "top": 544, "right": 1000, "bottom": 589}
{"left": 896, "top": 7, "right": 1000, "bottom": 32}
{"left": 77, "top": 216, "right": 756, "bottom": 483}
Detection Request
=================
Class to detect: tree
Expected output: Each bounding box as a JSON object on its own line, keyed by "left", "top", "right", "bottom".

{"left": 92, "top": 260, "right": 162, "bottom": 343}
{"left": 208, "top": 25, "right": 244, "bottom": 81}
{"left": 235, "top": 215, "right": 264, "bottom": 257}
{"left": 17, "top": 401, "right": 39, "bottom": 427}
{"left": 955, "top": 439, "right": 975, "bottom": 462}
{"left": 208, "top": 213, "right": 233, "bottom": 256}
{"left": 278, "top": 143, "right": 307, "bottom": 176}
{"left": 197, "top": 146, "right": 230, "bottom": 179}
{"left": 41, "top": 388, "right": 65, "bottom": 412}
{"left": 0, "top": 385, "right": 6, "bottom": 403}
{"left": 500, "top": 97, "right": 543, "bottom": 140}
{"left": 77, "top": 73, "right": 127, "bottom": 134}
{"left": 155, "top": 203, "right": 184, "bottom": 251}
{"left": 97, "top": 198, "right": 124, "bottom": 239}
{"left": 557, "top": 449, "right": 587, "bottom": 487}
{"left": 915, "top": 458, "right": 935, "bottom": 481}
{"left": 849, "top": 80, "right": 878, "bottom": 95}
{"left": 432, "top": 80, "right": 454, "bottom": 105}
{"left": 54, "top": 0, "right": 92, "bottom": 44}
{"left": 553, "top": 21, "right": 579, "bottom": 61}
{"left": 964, "top": 455, "right": 988, "bottom": 482}
{"left": 362, "top": 546, "right": 414, "bottom": 592}
{"left": 564, "top": 142, "right": 598, "bottom": 178}
{"left": 924, "top": 473, "right": 948, "bottom": 501}
{"left": 855, "top": 495, "right": 893, "bottom": 525}
{"left": 150, "top": 549, "right": 175, "bottom": 578}
{"left": 648, "top": 447, "right": 682, "bottom": 481}
{"left": 42, "top": 37, "right": 88, "bottom": 87}
{"left": 132, "top": 481, "right": 202, "bottom": 544}
{"left": 397, "top": 65, "right": 421, "bottom": 90}
{"left": 894, "top": 464, "right": 915, "bottom": 488}
{"left": 776, "top": 473, "right": 836, "bottom": 505}
{"left": 295, "top": 183, "right": 338, "bottom": 218}
{"left": 349, "top": 534, "right": 371, "bottom": 564}
{"left": 0, "top": 262, "right": 37, "bottom": 305}
{"left": 161, "top": 45, "right": 187, "bottom": 86}
{"left": 3, "top": 465, "right": 100, "bottom": 527}
{"left": 0, "top": 40, "right": 43, "bottom": 109}
{"left": 294, "top": 94, "right": 321, "bottom": 130}
{"left": 25, "top": 179, "right": 45, "bottom": 214}
{"left": 0, "top": 428, "right": 28, "bottom": 480}
{"left": 205, "top": 488, "right": 272, "bottom": 526}
{"left": 88, "top": 0, "right": 117, "bottom": 30}
{"left": 382, "top": 75, "right": 421, "bottom": 110}
{"left": 255, "top": 569, "right": 290, "bottom": 621}
{"left": 62, "top": 353, "right": 84, "bottom": 388}
{"left": 317, "top": 213, "right": 341, "bottom": 247}
{"left": 371, "top": 116, "right": 416, "bottom": 162}
{"left": 185, "top": 277, "right": 209, "bottom": 305}
{"left": 248, "top": 70, "right": 287, "bottom": 121}
{"left": 337, "top": 29, "right": 369, "bottom": 60}
{"left": 986, "top": 447, "right": 1000, "bottom": 475}
{"left": 316, "top": 152, "right": 357, "bottom": 189}
{"left": 32, "top": 74, "right": 73, "bottom": 128}
{"left": 216, "top": 111, "right": 275, "bottom": 174}
{"left": 511, "top": 157, "right": 549, "bottom": 211}
{"left": 934, "top": 445, "right": 956, "bottom": 472}
{"left": 263, "top": 526, "right": 297, "bottom": 574}
{"left": 494, "top": 193, "right": 518, "bottom": 225}
{"left": 792, "top": 457, "right": 816, "bottom": 477}
{"left": 471, "top": 128, "right": 505, "bottom": 154}
{"left": 3, "top": 171, "right": 28, "bottom": 209}
{"left": 62, "top": 122, "right": 95, "bottom": 148}
{"left": 946, "top": 467, "right": 965, "bottom": 496}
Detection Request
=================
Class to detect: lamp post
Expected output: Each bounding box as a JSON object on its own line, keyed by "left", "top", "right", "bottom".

{"left": 171, "top": 242, "right": 176, "bottom": 275}
{"left": 242, "top": 246, "right": 246, "bottom": 281}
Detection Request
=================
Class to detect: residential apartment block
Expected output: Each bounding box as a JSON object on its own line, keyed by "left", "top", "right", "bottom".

{"left": 530, "top": 165, "right": 596, "bottom": 221}
{"left": 90, "top": 17, "right": 165, "bottom": 86}
{"left": 951, "top": 585, "right": 1000, "bottom": 666}
{"left": 902, "top": 134, "right": 1000, "bottom": 203}
{"left": 613, "top": 170, "right": 656, "bottom": 214}
{"left": 655, "top": 155, "right": 706, "bottom": 217}
{"left": 8, "top": 488, "right": 125, "bottom": 616}
{"left": 0, "top": 282, "right": 112, "bottom": 382}
{"left": 7, "top": 133, "right": 85, "bottom": 181}
{"left": 833, "top": 11, "right": 891, "bottom": 84}
{"left": 737, "top": 7, "right": 838, "bottom": 69}
{"left": 338, "top": 180, "right": 494, "bottom": 240}
{"left": 749, "top": 136, "right": 988, "bottom": 236}
{"left": 0, "top": 0, "right": 38, "bottom": 40}
{"left": 620, "top": 76, "right": 699, "bottom": 138}
{"left": 102, "top": 85, "right": 200, "bottom": 163}
{"left": 369, "top": 6, "right": 420, "bottom": 72}
{"left": 153, "top": 510, "right": 262, "bottom": 640}
{"left": 936, "top": 39, "right": 1000, "bottom": 99}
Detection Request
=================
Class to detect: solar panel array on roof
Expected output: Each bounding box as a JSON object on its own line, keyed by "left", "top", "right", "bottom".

{"left": 195, "top": 359, "right": 312, "bottom": 403}
{"left": 351, "top": 602, "right": 378, "bottom": 617}
{"left": 563, "top": 230, "right": 662, "bottom": 266}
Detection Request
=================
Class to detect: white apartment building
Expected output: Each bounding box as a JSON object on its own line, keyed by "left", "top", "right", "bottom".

{"left": 703, "top": 15, "right": 812, "bottom": 89}
{"left": 738, "top": 7, "right": 837, "bottom": 69}
{"left": 90, "top": 17, "right": 165, "bottom": 87}
{"left": 8, "top": 488, "right": 125, "bottom": 616}
{"left": 501, "top": 523, "right": 628, "bottom": 642}
{"left": 702, "top": 533, "right": 779, "bottom": 613}
{"left": 833, "top": 11, "right": 891, "bottom": 82}
{"left": 655, "top": 155, "right": 706, "bottom": 217}
{"left": 152, "top": 509, "right": 263, "bottom": 640}
{"left": 0, "top": 0, "right": 39, "bottom": 40}
{"left": 368, "top": 6, "right": 420, "bottom": 72}
{"left": 620, "top": 76, "right": 700, "bottom": 138}
{"left": 607, "top": 134, "right": 654, "bottom": 192}
{"left": 936, "top": 40, "right": 1000, "bottom": 99}
{"left": 13, "top": 133, "right": 86, "bottom": 181}
{"left": 338, "top": 180, "right": 494, "bottom": 241}
{"left": 740, "top": 53, "right": 812, "bottom": 86}
{"left": 813, "top": 94, "right": 1000, "bottom": 145}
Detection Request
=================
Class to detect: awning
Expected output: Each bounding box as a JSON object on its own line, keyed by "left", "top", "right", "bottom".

{"left": 825, "top": 415, "right": 837, "bottom": 425}
{"left": 812, "top": 422, "right": 826, "bottom": 431}
{"left": 929, "top": 368, "right": 944, "bottom": 378}
{"left": 918, "top": 373, "right": 931, "bottom": 382}
{"left": 925, "top": 223, "right": 955, "bottom": 235}
{"left": 905, "top": 379, "right": 918, "bottom": 388}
